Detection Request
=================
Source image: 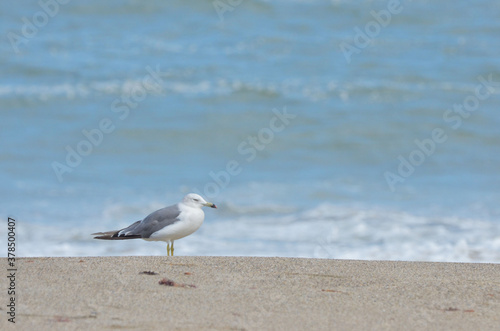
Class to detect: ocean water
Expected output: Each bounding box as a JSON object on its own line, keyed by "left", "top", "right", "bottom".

{"left": 1, "top": 0, "right": 499, "bottom": 262}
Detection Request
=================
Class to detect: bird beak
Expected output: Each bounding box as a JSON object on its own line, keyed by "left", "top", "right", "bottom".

{"left": 204, "top": 202, "right": 217, "bottom": 209}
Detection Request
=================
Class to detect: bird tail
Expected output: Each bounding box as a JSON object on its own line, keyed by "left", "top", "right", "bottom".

{"left": 91, "top": 231, "right": 141, "bottom": 240}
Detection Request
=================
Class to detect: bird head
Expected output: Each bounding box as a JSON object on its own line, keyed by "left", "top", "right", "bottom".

{"left": 183, "top": 193, "right": 217, "bottom": 209}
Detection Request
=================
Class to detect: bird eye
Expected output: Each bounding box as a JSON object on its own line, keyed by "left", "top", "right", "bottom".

{"left": 193, "top": 199, "right": 199, "bottom": 202}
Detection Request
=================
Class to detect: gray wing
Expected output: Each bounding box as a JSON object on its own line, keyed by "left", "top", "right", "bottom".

{"left": 116, "top": 204, "right": 182, "bottom": 238}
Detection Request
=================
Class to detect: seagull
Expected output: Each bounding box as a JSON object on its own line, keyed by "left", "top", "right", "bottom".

{"left": 92, "top": 193, "right": 217, "bottom": 256}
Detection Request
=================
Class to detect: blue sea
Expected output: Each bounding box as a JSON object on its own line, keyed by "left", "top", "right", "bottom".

{"left": 1, "top": 0, "right": 499, "bottom": 262}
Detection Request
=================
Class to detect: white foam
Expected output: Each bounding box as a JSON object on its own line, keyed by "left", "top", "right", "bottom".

{"left": 9, "top": 202, "right": 500, "bottom": 262}
{"left": 4, "top": 76, "right": 489, "bottom": 103}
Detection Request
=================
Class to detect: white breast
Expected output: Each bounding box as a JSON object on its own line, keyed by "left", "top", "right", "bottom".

{"left": 146, "top": 203, "right": 205, "bottom": 242}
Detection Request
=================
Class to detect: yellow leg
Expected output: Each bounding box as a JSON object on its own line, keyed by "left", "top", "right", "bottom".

{"left": 166, "top": 242, "right": 175, "bottom": 256}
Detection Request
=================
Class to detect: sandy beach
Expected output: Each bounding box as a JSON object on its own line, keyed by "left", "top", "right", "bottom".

{"left": 2, "top": 257, "right": 499, "bottom": 330}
